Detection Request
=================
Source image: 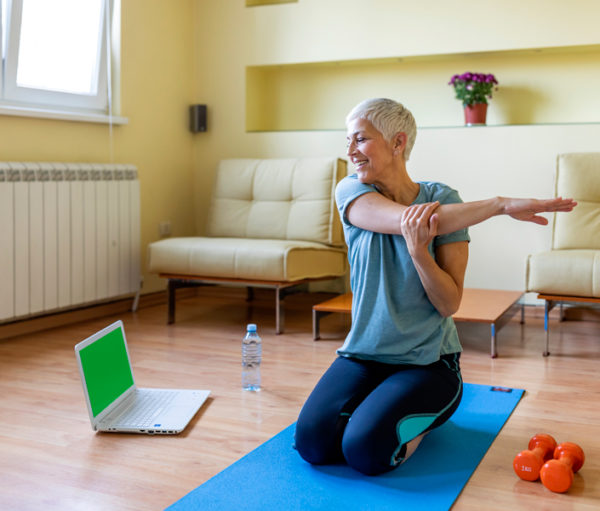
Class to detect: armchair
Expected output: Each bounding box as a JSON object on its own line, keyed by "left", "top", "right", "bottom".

{"left": 526, "top": 153, "right": 600, "bottom": 355}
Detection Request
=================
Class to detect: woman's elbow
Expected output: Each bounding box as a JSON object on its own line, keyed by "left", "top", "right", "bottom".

{"left": 438, "top": 307, "right": 456, "bottom": 318}
{"left": 437, "top": 296, "right": 462, "bottom": 317}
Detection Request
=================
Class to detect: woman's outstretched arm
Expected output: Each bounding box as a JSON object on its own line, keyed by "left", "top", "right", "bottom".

{"left": 345, "top": 192, "right": 577, "bottom": 235}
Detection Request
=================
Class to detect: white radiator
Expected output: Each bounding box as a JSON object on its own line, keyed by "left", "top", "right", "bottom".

{"left": 0, "top": 162, "right": 140, "bottom": 323}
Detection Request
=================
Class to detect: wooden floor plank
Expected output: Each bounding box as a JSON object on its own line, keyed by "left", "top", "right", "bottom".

{"left": 0, "top": 287, "right": 598, "bottom": 511}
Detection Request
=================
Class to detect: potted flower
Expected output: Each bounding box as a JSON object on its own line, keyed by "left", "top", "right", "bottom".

{"left": 448, "top": 72, "right": 498, "bottom": 125}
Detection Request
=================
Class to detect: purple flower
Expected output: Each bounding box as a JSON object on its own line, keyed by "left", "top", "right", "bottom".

{"left": 449, "top": 71, "right": 498, "bottom": 106}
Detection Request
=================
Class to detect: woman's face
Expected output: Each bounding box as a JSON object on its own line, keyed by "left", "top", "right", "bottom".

{"left": 346, "top": 117, "right": 398, "bottom": 185}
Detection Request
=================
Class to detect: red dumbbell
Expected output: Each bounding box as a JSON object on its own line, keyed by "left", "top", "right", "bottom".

{"left": 513, "top": 433, "right": 557, "bottom": 481}
{"left": 540, "top": 442, "right": 585, "bottom": 493}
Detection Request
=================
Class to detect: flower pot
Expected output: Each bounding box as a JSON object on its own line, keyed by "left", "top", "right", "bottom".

{"left": 464, "top": 103, "right": 488, "bottom": 126}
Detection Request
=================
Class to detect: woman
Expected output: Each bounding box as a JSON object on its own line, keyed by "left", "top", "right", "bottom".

{"left": 294, "top": 98, "right": 576, "bottom": 476}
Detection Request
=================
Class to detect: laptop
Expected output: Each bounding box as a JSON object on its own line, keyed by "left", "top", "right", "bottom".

{"left": 75, "top": 320, "right": 210, "bottom": 434}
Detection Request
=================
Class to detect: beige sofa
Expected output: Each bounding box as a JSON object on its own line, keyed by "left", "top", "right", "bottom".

{"left": 526, "top": 152, "right": 600, "bottom": 355}
{"left": 148, "top": 157, "right": 348, "bottom": 333}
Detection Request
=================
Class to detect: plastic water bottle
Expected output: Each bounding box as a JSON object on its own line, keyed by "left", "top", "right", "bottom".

{"left": 242, "top": 323, "right": 262, "bottom": 391}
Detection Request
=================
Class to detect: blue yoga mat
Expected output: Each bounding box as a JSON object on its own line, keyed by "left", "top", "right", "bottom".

{"left": 168, "top": 383, "right": 524, "bottom": 511}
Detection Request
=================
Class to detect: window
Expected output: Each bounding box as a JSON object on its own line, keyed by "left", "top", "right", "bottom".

{"left": 1, "top": 0, "right": 115, "bottom": 117}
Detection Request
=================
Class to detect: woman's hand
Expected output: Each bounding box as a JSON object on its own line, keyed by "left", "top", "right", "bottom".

{"left": 502, "top": 197, "right": 577, "bottom": 225}
{"left": 401, "top": 201, "right": 468, "bottom": 317}
{"left": 401, "top": 202, "right": 440, "bottom": 256}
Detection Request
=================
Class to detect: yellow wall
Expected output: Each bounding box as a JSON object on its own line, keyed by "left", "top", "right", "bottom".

{"left": 0, "top": 0, "right": 196, "bottom": 294}
{"left": 3, "top": 1, "right": 600, "bottom": 297}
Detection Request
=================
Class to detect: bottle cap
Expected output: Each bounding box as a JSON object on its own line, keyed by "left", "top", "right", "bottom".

{"left": 247, "top": 323, "right": 257, "bottom": 332}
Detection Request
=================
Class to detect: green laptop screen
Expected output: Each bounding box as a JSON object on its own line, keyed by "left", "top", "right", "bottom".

{"left": 79, "top": 327, "right": 134, "bottom": 418}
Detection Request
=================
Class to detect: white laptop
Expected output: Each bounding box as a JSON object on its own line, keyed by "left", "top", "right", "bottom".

{"left": 75, "top": 320, "right": 210, "bottom": 434}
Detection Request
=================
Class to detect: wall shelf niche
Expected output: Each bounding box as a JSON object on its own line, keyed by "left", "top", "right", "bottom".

{"left": 246, "top": 44, "right": 600, "bottom": 132}
{"left": 246, "top": 0, "right": 297, "bottom": 6}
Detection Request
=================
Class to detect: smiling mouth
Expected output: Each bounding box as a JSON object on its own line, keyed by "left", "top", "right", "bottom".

{"left": 354, "top": 160, "right": 368, "bottom": 169}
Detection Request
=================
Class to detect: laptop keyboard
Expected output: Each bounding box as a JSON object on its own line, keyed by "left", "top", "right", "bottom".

{"left": 113, "top": 390, "right": 178, "bottom": 428}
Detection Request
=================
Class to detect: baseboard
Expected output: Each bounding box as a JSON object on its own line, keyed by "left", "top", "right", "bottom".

{"left": 0, "top": 289, "right": 197, "bottom": 341}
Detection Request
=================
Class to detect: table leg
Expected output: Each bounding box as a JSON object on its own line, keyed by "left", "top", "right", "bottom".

{"left": 313, "top": 310, "right": 320, "bottom": 340}
{"left": 312, "top": 310, "right": 332, "bottom": 340}
{"left": 486, "top": 297, "right": 522, "bottom": 358}
{"left": 490, "top": 323, "right": 497, "bottom": 358}
{"left": 544, "top": 299, "right": 552, "bottom": 357}
{"left": 520, "top": 303, "right": 525, "bottom": 324}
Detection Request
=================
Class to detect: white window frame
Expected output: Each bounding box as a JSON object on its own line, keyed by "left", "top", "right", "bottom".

{"left": 0, "top": 0, "right": 125, "bottom": 124}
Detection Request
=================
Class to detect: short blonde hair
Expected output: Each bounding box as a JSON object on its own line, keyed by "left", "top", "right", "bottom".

{"left": 346, "top": 98, "right": 417, "bottom": 160}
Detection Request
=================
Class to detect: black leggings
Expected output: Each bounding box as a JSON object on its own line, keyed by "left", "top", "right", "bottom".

{"left": 295, "top": 353, "right": 462, "bottom": 476}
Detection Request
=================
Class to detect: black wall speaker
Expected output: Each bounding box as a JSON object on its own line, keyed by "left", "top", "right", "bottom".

{"left": 189, "top": 104, "right": 207, "bottom": 133}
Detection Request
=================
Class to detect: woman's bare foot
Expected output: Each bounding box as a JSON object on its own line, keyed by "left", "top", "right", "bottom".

{"left": 403, "top": 433, "right": 426, "bottom": 461}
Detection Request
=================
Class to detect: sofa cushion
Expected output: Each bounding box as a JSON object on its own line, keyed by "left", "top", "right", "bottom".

{"left": 148, "top": 237, "right": 348, "bottom": 282}
{"left": 553, "top": 153, "right": 600, "bottom": 250}
{"left": 526, "top": 249, "right": 600, "bottom": 298}
{"left": 206, "top": 158, "right": 346, "bottom": 247}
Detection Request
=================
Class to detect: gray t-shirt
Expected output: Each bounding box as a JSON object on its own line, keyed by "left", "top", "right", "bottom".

{"left": 335, "top": 174, "right": 470, "bottom": 365}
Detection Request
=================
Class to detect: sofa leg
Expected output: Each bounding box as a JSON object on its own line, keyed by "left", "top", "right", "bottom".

{"left": 274, "top": 284, "right": 306, "bottom": 334}
{"left": 559, "top": 301, "right": 565, "bottom": 321}
{"left": 275, "top": 287, "right": 284, "bottom": 335}
{"left": 168, "top": 280, "right": 176, "bottom": 324}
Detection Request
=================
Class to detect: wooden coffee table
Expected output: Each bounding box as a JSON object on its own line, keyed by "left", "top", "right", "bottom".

{"left": 312, "top": 288, "right": 523, "bottom": 358}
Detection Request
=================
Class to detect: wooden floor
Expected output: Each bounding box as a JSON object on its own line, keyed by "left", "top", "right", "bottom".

{"left": 1, "top": 288, "right": 599, "bottom": 510}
